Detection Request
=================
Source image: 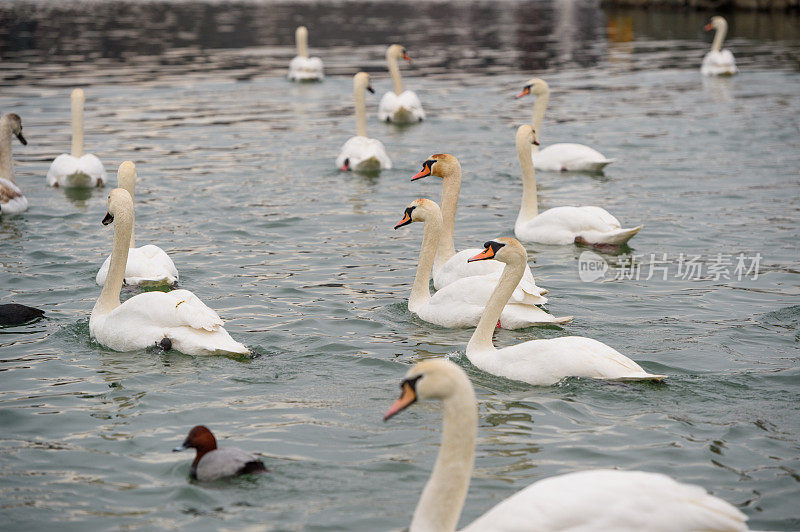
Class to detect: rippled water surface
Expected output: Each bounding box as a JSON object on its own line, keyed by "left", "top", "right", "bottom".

{"left": 1, "top": 1, "right": 799, "bottom": 530}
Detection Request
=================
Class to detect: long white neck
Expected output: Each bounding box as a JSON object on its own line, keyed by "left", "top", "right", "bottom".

{"left": 711, "top": 21, "right": 727, "bottom": 53}
{"left": 515, "top": 132, "right": 539, "bottom": 231}
{"left": 354, "top": 80, "right": 368, "bottom": 138}
{"left": 409, "top": 213, "right": 441, "bottom": 313}
{"left": 435, "top": 168, "right": 461, "bottom": 272}
{"left": 467, "top": 257, "right": 525, "bottom": 353}
{"left": 295, "top": 27, "right": 309, "bottom": 58}
{"left": 118, "top": 163, "right": 137, "bottom": 248}
{"left": 531, "top": 90, "right": 549, "bottom": 151}
{"left": 93, "top": 206, "right": 133, "bottom": 316}
{"left": 388, "top": 51, "right": 404, "bottom": 95}
{"left": 71, "top": 90, "right": 84, "bottom": 158}
{"left": 410, "top": 384, "right": 477, "bottom": 532}
{"left": 0, "top": 118, "right": 15, "bottom": 183}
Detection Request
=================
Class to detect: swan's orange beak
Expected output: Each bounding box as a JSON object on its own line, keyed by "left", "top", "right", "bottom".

{"left": 468, "top": 246, "right": 495, "bottom": 262}
{"left": 516, "top": 86, "right": 531, "bottom": 99}
{"left": 402, "top": 51, "right": 412, "bottom": 62}
{"left": 411, "top": 166, "right": 431, "bottom": 180}
{"left": 394, "top": 211, "right": 412, "bottom": 229}
{"left": 704, "top": 23, "right": 713, "bottom": 31}
{"left": 384, "top": 381, "right": 417, "bottom": 421}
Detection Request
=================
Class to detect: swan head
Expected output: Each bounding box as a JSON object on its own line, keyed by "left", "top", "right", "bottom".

{"left": 354, "top": 72, "right": 375, "bottom": 94}
{"left": 394, "top": 198, "right": 441, "bottom": 229}
{"left": 516, "top": 124, "right": 540, "bottom": 146}
{"left": 516, "top": 78, "right": 549, "bottom": 99}
{"left": 173, "top": 425, "right": 218, "bottom": 455}
{"left": 387, "top": 44, "right": 412, "bottom": 63}
{"left": 2, "top": 113, "right": 27, "bottom": 145}
{"left": 410, "top": 153, "right": 460, "bottom": 181}
{"left": 704, "top": 16, "right": 727, "bottom": 32}
{"left": 467, "top": 237, "right": 527, "bottom": 265}
{"left": 71, "top": 88, "right": 85, "bottom": 104}
{"left": 384, "top": 359, "right": 471, "bottom": 421}
{"left": 102, "top": 188, "right": 133, "bottom": 226}
{"left": 295, "top": 25, "right": 308, "bottom": 41}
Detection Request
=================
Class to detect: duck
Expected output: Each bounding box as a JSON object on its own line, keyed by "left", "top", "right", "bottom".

{"left": 516, "top": 78, "right": 614, "bottom": 173}
{"left": 0, "top": 113, "right": 28, "bottom": 215}
{"left": 466, "top": 238, "right": 664, "bottom": 385}
{"left": 410, "top": 153, "right": 546, "bottom": 297}
{"left": 701, "top": 16, "right": 738, "bottom": 76}
{"left": 384, "top": 358, "right": 749, "bottom": 531}
{"left": 288, "top": 26, "right": 324, "bottom": 81}
{"left": 378, "top": 44, "right": 425, "bottom": 123}
{"left": 336, "top": 72, "right": 392, "bottom": 172}
{"left": 173, "top": 425, "right": 266, "bottom": 481}
{"left": 89, "top": 188, "right": 249, "bottom": 356}
{"left": 394, "top": 199, "right": 570, "bottom": 328}
{"left": 95, "top": 161, "right": 179, "bottom": 287}
{"left": 46, "top": 89, "right": 107, "bottom": 188}
{"left": 0, "top": 303, "right": 44, "bottom": 326}
{"left": 513, "top": 124, "right": 642, "bottom": 246}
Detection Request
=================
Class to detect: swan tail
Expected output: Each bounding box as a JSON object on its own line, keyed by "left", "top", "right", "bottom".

{"left": 170, "top": 327, "right": 250, "bottom": 356}
{"left": 578, "top": 225, "right": 642, "bottom": 246}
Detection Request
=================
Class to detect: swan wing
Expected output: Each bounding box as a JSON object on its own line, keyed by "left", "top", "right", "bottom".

{"left": 46, "top": 153, "right": 106, "bottom": 187}
{"left": 107, "top": 289, "right": 223, "bottom": 331}
{"left": 379, "top": 90, "right": 425, "bottom": 122}
{"left": 288, "top": 56, "right": 324, "bottom": 80}
{"left": 0, "top": 178, "right": 28, "bottom": 214}
{"left": 701, "top": 50, "right": 738, "bottom": 76}
{"left": 336, "top": 136, "right": 392, "bottom": 170}
{"left": 96, "top": 245, "right": 179, "bottom": 286}
{"left": 533, "top": 143, "right": 614, "bottom": 172}
{"left": 516, "top": 207, "right": 640, "bottom": 246}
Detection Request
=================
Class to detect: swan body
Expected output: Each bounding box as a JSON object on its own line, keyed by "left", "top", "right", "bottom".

{"left": 701, "top": 17, "right": 738, "bottom": 76}
{"left": 378, "top": 45, "right": 425, "bottom": 123}
{"left": 517, "top": 78, "right": 614, "bottom": 172}
{"left": 95, "top": 161, "right": 179, "bottom": 286}
{"left": 466, "top": 238, "right": 663, "bottom": 384}
{"left": 0, "top": 113, "right": 28, "bottom": 215}
{"left": 395, "top": 199, "right": 570, "bottom": 329}
{"left": 288, "top": 26, "right": 324, "bottom": 81}
{"left": 90, "top": 188, "right": 248, "bottom": 356}
{"left": 513, "top": 125, "right": 641, "bottom": 246}
{"left": 46, "top": 89, "right": 106, "bottom": 188}
{"left": 337, "top": 72, "right": 391, "bottom": 171}
{"left": 173, "top": 426, "right": 266, "bottom": 481}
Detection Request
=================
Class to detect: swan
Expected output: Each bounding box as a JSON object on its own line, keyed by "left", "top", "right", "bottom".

{"left": 0, "top": 113, "right": 28, "bottom": 215}
{"left": 394, "top": 199, "right": 571, "bottom": 329}
{"left": 378, "top": 44, "right": 425, "bottom": 123}
{"left": 336, "top": 72, "right": 392, "bottom": 172}
{"left": 516, "top": 78, "right": 614, "bottom": 172}
{"left": 90, "top": 188, "right": 249, "bottom": 356}
{"left": 410, "top": 153, "right": 546, "bottom": 298}
{"left": 173, "top": 425, "right": 267, "bottom": 481}
{"left": 466, "top": 237, "right": 664, "bottom": 385}
{"left": 95, "top": 161, "right": 179, "bottom": 287}
{"left": 288, "top": 26, "right": 324, "bottom": 81}
{"left": 384, "top": 358, "right": 749, "bottom": 531}
{"left": 513, "top": 124, "right": 642, "bottom": 246}
{"left": 46, "top": 89, "right": 107, "bottom": 188}
{"left": 701, "top": 16, "right": 738, "bottom": 76}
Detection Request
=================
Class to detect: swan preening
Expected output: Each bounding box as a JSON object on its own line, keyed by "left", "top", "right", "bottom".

{"left": 517, "top": 78, "right": 615, "bottom": 173}
{"left": 378, "top": 44, "right": 425, "bottom": 123}
{"left": 0, "top": 113, "right": 28, "bottom": 215}
{"left": 46, "top": 89, "right": 107, "bottom": 188}
{"left": 466, "top": 238, "right": 663, "bottom": 384}
{"left": 513, "top": 124, "right": 642, "bottom": 246}
{"left": 288, "top": 26, "right": 324, "bottom": 81}
{"left": 95, "top": 162, "right": 179, "bottom": 287}
{"left": 702, "top": 16, "right": 738, "bottom": 76}
{"left": 385, "top": 359, "right": 748, "bottom": 531}
{"left": 336, "top": 72, "right": 392, "bottom": 172}
{"left": 90, "top": 188, "right": 248, "bottom": 356}
{"left": 395, "top": 199, "right": 571, "bottom": 328}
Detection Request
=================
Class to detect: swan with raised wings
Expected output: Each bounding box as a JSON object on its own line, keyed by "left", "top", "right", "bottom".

{"left": 336, "top": 72, "right": 392, "bottom": 172}
{"left": 513, "top": 124, "right": 641, "bottom": 246}
{"left": 46, "top": 89, "right": 107, "bottom": 188}
{"left": 288, "top": 26, "right": 324, "bottom": 81}
{"left": 384, "top": 359, "right": 748, "bottom": 531}
{"left": 394, "top": 199, "right": 570, "bottom": 328}
{"left": 95, "top": 162, "right": 179, "bottom": 286}
{"left": 701, "top": 16, "right": 738, "bottom": 76}
{"left": 378, "top": 44, "right": 425, "bottom": 123}
{"left": 516, "top": 78, "right": 614, "bottom": 172}
{"left": 0, "top": 113, "right": 28, "bottom": 215}
{"left": 90, "top": 189, "right": 248, "bottom": 356}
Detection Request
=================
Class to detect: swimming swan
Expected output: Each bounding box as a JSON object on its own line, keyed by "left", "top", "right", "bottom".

{"left": 384, "top": 359, "right": 748, "bottom": 531}
{"left": 95, "top": 162, "right": 179, "bottom": 286}
{"left": 378, "top": 44, "right": 425, "bottom": 123}
{"left": 701, "top": 16, "right": 738, "bottom": 76}
{"left": 89, "top": 189, "right": 248, "bottom": 356}
{"left": 46, "top": 89, "right": 107, "bottom": 188}
{"left": 288, "top": 26, "right": 324, "bottom": 81}
{"left": 0, "top": 113, "right": 28, "bottom": 215}
{"left": 336, "top": 72, "right": 392, "bottom": 172}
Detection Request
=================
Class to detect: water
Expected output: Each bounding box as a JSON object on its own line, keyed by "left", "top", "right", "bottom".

{"left": 1, "top": 1, "right": 799, "bottom": 530}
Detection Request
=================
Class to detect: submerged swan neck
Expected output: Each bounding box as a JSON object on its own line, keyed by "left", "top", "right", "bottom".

{"left": 531, "top": 90, "right": 549, "bottom": 151}
{"left": 71, "top": 89, "right": 84, "bottom": 158}
{"left": 94, "top": 205, "right": 134, "bottom": 315}
{"left": 117, "top": 162, "right": 137, "bottom": 248}
{"left": 467, "top": 257, "right": 525, "bottom": 353}
{"left": 435, "top": 165, "right": 461, "bottom": 271}
{"left": 354, "top": 76, "right": 368, "bottom": 138}
{"left": 0, "top": 117, "right": 15, "bottom": 182}
{"left": 409, "top": 212, "right": 442, "bottom": 312}
{"left": 388, "top": 48, "right": 404, "bottom": 95}
{"left": 295, "top": 26, "right": 309, "bottom": 57}
{"left": 711, "top": 20, "right": 727, "bottom": 53}
{"left": 516, "top": 130, "right": 539, "bottom": 229}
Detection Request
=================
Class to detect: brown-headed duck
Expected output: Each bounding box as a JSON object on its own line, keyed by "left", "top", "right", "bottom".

{"left": 173, "top": 425, "right": 266, "bottom": 481}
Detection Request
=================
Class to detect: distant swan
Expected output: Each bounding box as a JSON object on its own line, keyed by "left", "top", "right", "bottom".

{"left": 288, "top": 26, "right": 324, "bottom": 81}
{"left": 701, "top": 16, "right": 738, "bottom": 76}
{"left": 0, "top": 113, "right": 28, "bottom": 215}
{"left": 95, "top": 162, "right": 179, "bottom": 287}
{"left": 336, "top": 72, "right": 392, "bottom": 172}
{"left": 385, "top": 359, "right": 748, "bottom": 532}
{"left": 46, "top": 89, "right": 107, "bottom": 188}
{"left": 378, "top": 44, "right": 425, "bottom": 123}
{"left": 90, "top": 188, "right": 249, "bottom": 356}
{"left": 517, "top": 78, "right": 614, "bottom": 172}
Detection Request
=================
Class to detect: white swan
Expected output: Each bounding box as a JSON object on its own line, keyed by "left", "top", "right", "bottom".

{"left": 0, "top": 113, "right": 28, "bottom": 215}
{"left": 95, "top": 162, "right": 179, "bottom": 287}
{"left": 517, "top": 78, "right": 614, "bottom": 172}
{"left": 467, "top": 238, "right": 664, "bottom": 385}
{"left": 513, "top": 125, "right": 642, "bottom": 246}
{"left": 410, "top": 153, "right": 547, "bottom": 297}
{"left": 46, "top": 89, "right": 107, "bottom": 188}
{"left": 288, "top": 26, "right": 324, "bottom": 81}
{"left": 336, "top": 72, "right": 392, "bottom": 172}
{"left": 384, "top": 358, "right": 749, "bottom": 531}
{"left": 90, "top": 189, "right": 248, "bottom": 356}
{"left": 378, "top": 44, "right": 425, "bottom": 123}
{"left": 394, "top": 199, "right": 570, "bottom": 329}
{"left": 701, "top": 16, "right": 738, "bottom": 76}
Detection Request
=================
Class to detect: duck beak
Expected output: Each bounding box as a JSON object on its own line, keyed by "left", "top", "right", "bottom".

{"left": 172, "top": 444, "right": 188, "bottom": 452}
{"left": 16, "top": 132, "right": 27, "bottom": 145}
{"left": 384, "top": 381, "right": 417, "bottom": 421}
{"left": 102, "top": 212, "right": 114, "bottom": 225}
{"left": 704, "top": 23, "right": 713, "bottom": 31}
{"left": 367, "top": 85, "right": 375, "bottom": 94}
{"left": 394, "top": 211, "right": 412, "bottom": 229}
{"left": 516, "top": 87, "right": 530, "bottom": 99}
{"left": 468, "top": 246, "right": 495, "bottom": 262}
{"left": 411, "top": 166, "right": 431, "bottom": 181}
